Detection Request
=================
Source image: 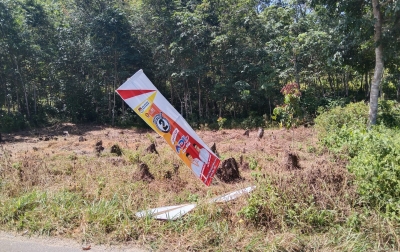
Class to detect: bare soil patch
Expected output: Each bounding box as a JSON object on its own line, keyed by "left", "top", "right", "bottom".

{"left": 0, "top": 124, "right": 346, "bottom": 196}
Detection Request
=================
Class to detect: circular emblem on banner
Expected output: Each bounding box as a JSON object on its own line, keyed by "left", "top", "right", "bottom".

{"left": 153, "top": 112, "right": 171, "bottom": 133}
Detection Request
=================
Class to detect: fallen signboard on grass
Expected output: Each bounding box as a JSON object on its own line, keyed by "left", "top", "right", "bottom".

{"left": 116, "top": 69, "right": 220, "bottom": 186}
{"left": 136, "top": 185, "right": 256, "bottom": 220}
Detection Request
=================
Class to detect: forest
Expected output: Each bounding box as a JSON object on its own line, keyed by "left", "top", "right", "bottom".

{"left": 1, "top": 0, "right": 399, "bottom": 132}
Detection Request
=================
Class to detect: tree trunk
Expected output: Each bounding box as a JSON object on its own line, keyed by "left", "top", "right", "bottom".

{"left": 184, "top": 80, "right": 189, "bottom": 117}
{"left": 107, "top": 78, "right": 111, "bottom": 117}
{"left": 365, "top": 72, "right": 370, "bottom": 98}
{"left": 34, "top": 84, "right": 37, "bottom": 115}
{"left": 112, "top": 84, "right": 116, "bottom": 126}
{"left": 328, "top": 74, "right": 334, "bottom": 94}
{"left": 181, "top": 100, "right": 184, "bottom": 118}
{"left": 269, "top": 98, "right": 272, "bottom": 121}
{"left": 344, "top": 72, "right": 349, "bottom": 97}
{"left": 23, "top": 83, "right": 29, "bottom": 118}
{"left": 112, "top": 51, "right": 119, "bottom": 126}
{"left": 294, "top": 54, "right": 300, "bottom": 88}
{"left": 170, "top": 78, "right": 174, "bottom": 104}
{"left": 15, "top": 80, "right": 20, "bottom": 113}
{"left": 397, "top": 76, "right": 400, "bottom": 101}
{"left": 13, "top": 55, "right": 30, "bottom": 118}
{"left": 198, "top": 78, "right": 202, "bottom": 119}
{"left": 318, "top": 77, "right": 324, "bottom": 96}
{"left": 205, "top": 96, "right": 209, "bottom": 119}
{"left": 7, "top": 94, "right": 11, "bottom": 114}
{"left": 335, "top": 75, "right": 340, "bottom": 97}
{"left": 369, "top": 0, "right": 384, "bottom": 126}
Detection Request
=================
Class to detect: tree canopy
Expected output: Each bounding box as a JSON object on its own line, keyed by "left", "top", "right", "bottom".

{"left": 1, "top": 0, "right": 399, "bottom": 131}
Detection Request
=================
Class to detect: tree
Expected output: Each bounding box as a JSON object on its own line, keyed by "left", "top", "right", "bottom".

{"left": 311, "top": 0, "right": 400, "bottom": 126}
{"left": 369, "top": 0, "right": 383, "bottom": 126}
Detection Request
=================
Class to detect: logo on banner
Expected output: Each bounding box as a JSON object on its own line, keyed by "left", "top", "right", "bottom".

{"left": 171, "top": 128, "right": 179, "bottom": 144}
{"left": 138, "top": 100, "right": 150, "bottom": 113}
{"left": 153, "top": 112, "right": 171, "bottom": 133}
{"left": 175, "top": 135, "right": 189, "bottom": 153}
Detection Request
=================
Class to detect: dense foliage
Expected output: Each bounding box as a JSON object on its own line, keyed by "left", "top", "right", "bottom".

{"left": 315, "top": 101, "right": 400, "bottom": 219}
{"left": 1, "top": 0, "right": 400, "bottom": 132}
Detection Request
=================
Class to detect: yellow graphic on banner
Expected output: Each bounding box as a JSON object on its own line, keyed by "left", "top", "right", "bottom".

{"left": 134, "top": 91, "right": 157, "bottom": 131}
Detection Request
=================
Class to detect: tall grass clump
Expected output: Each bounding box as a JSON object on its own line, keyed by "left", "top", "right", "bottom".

{"left": 315, "top": 100, "right": 400, "bottom": 219}
{"left": 239, "top": 169, "right": 354, "bottom": 234}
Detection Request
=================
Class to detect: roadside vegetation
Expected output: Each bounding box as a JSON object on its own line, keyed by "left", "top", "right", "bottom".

{"left": 1, "top": 100, "right": 399, "bottom": 251}
{"left": 1, "top": 0, "right": 400, "bottom": 250}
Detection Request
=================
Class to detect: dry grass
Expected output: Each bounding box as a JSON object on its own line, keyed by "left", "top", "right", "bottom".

{"left": 0, "top": 124, "right": 399, "bottom": 251}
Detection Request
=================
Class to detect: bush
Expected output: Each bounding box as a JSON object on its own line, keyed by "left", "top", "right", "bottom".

{"left": 0, "top": 111, "right": 30, "bottom": 133}
{"left": 378, "top": 100, "right": 400, "bottom": 128}
{"left": 315, "top": 100, "right": 400, "bottom": 219}
{"left": 314, "top": 101, "right": 368, "bottom": 138}
{"left": 347, "top": 126, "right": 400, "bottom": 220}
{"left": 239, "top": 114, "right": 266, "bottom": 129}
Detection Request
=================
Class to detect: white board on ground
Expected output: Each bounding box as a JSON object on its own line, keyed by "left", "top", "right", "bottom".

{"left": 135, "top": 186, "right": 256, "bottom": 220}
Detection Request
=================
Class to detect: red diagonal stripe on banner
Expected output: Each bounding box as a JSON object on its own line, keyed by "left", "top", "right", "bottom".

{"left": 116, "top": 89, "right": 155, "bottom": 100}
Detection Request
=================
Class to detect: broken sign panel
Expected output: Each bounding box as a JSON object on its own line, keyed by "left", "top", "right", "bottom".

{"left": 116, "top": 70, "right": 220, "bottom": 186}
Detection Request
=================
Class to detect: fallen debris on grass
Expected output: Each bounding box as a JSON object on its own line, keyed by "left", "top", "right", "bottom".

{"left": 135, "top": 185, "right": 256, "bottom": 220}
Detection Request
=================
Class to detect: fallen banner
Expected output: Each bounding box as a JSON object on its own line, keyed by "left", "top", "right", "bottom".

{"left": 135, "top": 186, "right": 256, "bottom": 220}
{"left": 116, "top": 69, "right": 220, "bottom": 186}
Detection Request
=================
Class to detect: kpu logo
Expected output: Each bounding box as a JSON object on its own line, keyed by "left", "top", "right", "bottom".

{"left": 138, "top": 100, "right": 150, "bottom": 113}
{"left": 153, "top": 112, "right": 171, "bottom": 133}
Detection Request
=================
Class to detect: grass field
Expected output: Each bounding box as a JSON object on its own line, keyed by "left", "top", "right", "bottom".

{"left": 0, "top": 123, "right": 399, "bottom": 251}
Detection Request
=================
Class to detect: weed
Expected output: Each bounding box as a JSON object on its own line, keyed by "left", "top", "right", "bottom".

{"left": 217, "top": 117, "right": 227, "bottom": 130}
{"left": 297, "top": 143, "right": 303, "bottom": 151}
{"left": 145, "top": 133, "right": 156, "bottom": 144}
{"left": 307, "top": 145, "right": 316, "bottom": 153}
{"left": 249, "top": 158, "right": 258, "bottom": 170}
{"left": 0, "top": 125, "right": 399, "bottom": 251}
{"left": 127, "top": 152, "right": 140, "bottom": 164}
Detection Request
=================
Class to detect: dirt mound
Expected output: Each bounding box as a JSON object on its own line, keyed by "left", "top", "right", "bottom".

{"left": 110, "top": 144, "right": 122, "bottom": 156}
{"left": 216, "top": 157, "right": 243, "bottom": 183}
{"left": 95, "top": 140, "right": 104, "bottom": 155}
{"left": 239, "top": 155, "right": 249, "bottom": 170}
{"left": 210, "top": 143, "right": 218, "bottom": 156}
{"left": 282, "top": 150, "right": 300, "bottom": 170}
{"left": 257, "top": 128, "right": 264, "bottom": 139}
{"left": 146, "top": 143, "right": 158, "bottom": 154}
{"left": 133, "top": 163, "right": 154, "bottom": 182}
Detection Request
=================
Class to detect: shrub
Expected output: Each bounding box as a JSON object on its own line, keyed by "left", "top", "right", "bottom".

{"left": 315, "top": 101, "right": 400, "bottom": 219}
{"left": 347, "top": 126, "right": 400, "bottom": 220}
{"left": 217, "top": 117, "right": 227, "bottom": 130}
{"left": 378, "top": 100, "right": 400, "bottom": 128}
{"left": 272, "top": 83, "right": 301, "bottom": 129}
{"left": 314, "top": 101, "right": 368, "bottom": 139}
{"left": 0, "top": 111, "right": 30, "bottom": 133}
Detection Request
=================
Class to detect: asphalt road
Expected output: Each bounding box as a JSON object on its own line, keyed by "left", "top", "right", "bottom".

{"left": 0, "top": 232, "right": 148, "bottom": 252}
